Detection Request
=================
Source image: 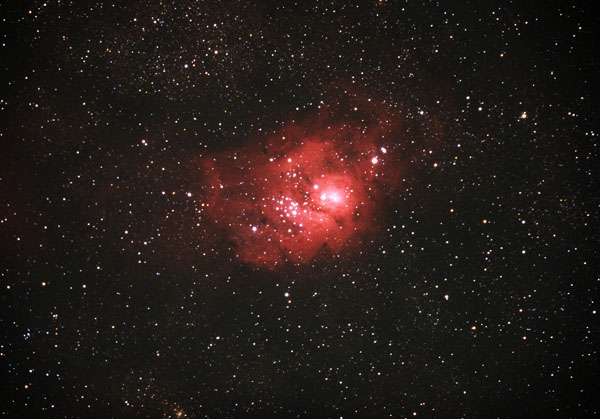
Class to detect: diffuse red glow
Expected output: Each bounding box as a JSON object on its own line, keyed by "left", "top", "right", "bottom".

{"left": 194, "top": 111, "right": 402, "bottom": 269}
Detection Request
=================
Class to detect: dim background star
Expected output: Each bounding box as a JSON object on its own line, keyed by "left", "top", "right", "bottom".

{"left": 1, "top": 1, "right": 598, "bottom": 417}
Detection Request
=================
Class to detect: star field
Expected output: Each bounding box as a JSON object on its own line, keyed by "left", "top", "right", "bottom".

{"left": 1, "top": 1, "right": 598, "bottom": 417}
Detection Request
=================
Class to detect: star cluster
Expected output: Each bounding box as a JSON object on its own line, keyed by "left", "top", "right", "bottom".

{"left": 1, "top": 1, "right": 598, "bottom": 417}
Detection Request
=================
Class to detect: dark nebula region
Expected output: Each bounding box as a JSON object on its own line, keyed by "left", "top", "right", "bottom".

{"left": 194, "top": 107, "right": 404, "bottom": 269}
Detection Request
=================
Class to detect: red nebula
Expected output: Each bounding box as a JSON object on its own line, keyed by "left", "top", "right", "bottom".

{"left": 193, "top": 111, "right": 403, "bottom": 269}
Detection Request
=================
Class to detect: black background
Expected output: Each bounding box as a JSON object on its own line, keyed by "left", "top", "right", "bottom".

{"left": 1, "top": 1, "right": 598, "bottom": 417}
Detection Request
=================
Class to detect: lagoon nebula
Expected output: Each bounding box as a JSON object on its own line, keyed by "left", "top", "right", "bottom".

{"left": 194, "top": 107, "right": 403, "bottom": 268}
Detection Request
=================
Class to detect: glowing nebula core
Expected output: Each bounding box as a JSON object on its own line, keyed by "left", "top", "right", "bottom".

{"left": 194, "top": 110, "right": 403, "bottom": 269}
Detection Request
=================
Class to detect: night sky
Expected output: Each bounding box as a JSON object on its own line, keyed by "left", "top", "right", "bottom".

{"left": 1, "top": 1, "right": 598, "bottom": 417}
